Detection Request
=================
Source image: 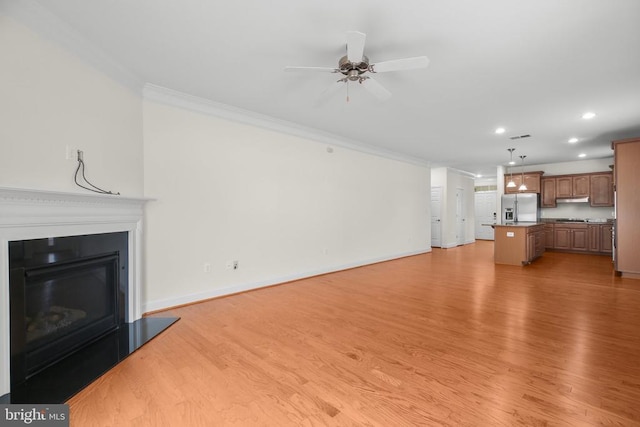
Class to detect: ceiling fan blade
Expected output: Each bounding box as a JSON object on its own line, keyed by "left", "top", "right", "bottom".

{"left": 314, "top": 80, "right": 345, "bottom": 107}
{"left": 284, "top": 66, "right": 339, "bottom": 73}
{"left": 370, "top": 56, "right": 430, "bottom": 73}
{"left": 346, "top": 31, "right": 366, "bottom": 63}
{"left": 361, "top": 77, "right": 391, "bottom": 100}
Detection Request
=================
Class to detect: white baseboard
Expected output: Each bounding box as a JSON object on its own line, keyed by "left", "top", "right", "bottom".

{"left": 142, "top": 248, "right": 431, "bottom": 314}
{"left": 440, "top": 239, "right": 476, "bottom": 249}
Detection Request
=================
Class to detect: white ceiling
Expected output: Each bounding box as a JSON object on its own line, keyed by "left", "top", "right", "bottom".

{"left": 27, "top": 0, "right": 640, "bottom": 178}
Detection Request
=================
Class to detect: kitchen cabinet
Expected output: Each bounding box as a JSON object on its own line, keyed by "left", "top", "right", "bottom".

{"left": 541, "top": 178, "right": 556, "bottom": 207}
{"left": 504, "top": 171, "right": 543, "bottom": 194}
{"left": 555, "top": 177, "right": 572, "bottom": 198}
{"left": 528, "top": 225, "right": 545, "bottom": 261}
{"left": 590, "top": 173, "right": 614, "bottom": 207}
{"left": 588, "top": 224, "right": 601, "bottom": 252}
{"left": 553, "top": 224, "right": 588, "bottom": 252}
{"left": 544, "top": 223, "right": 554, "bottom": 249}
{"left": 555, "top": 174, "right": 590, "bottom": 198}
{"left": 613, "top": 137, "right": 640, "bottom": 278}
{"left": 601, "top": 224, "right": 613, "bottom": 254}
{"left": 545, "top": 222, "right": 612, "bottom": 255}
{"left": 573, "top": 175, "right": 590, "bottom": 197}
{"left": 540, "top": 172, "right": 614, "bottom": 208}
{"left": 493, "top": 223, "right": 545, "bottom": 265}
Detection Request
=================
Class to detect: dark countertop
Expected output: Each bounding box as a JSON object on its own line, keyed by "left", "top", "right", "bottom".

{"left": 487, "top": 222, "right": 545, "bottom": 228}
{"left": 541, "top": 218, "right": 614, "bottom": 224}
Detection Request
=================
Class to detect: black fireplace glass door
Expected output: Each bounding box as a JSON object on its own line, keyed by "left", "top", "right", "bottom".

{"left": 21, "top": 255, "right": 119, "bottom": 378}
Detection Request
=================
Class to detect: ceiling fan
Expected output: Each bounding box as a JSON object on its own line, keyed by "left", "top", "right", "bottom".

{"left": 284, "top": 31, "right": 429, "bottom": 102}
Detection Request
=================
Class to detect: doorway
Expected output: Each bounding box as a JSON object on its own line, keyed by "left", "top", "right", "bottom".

{"left": 456, "top": 188, "right": 465, "bottom": 245}
{"left": 474, "top": 191, "right": 496, "bottom": 240}
{"left": 430, "top": 186, "right": 442, "bottom": 247}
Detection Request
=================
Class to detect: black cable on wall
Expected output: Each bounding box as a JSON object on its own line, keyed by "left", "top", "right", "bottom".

{"left": 73, "top": 150, "right": 120, "bottom": 195}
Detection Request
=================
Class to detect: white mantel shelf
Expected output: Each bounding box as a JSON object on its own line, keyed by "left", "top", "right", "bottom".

{"left": 0, "top": 186, "right": 153, "bottom": 397}
{"left": 0, "top": 186, "right": 153, "bottom": 208}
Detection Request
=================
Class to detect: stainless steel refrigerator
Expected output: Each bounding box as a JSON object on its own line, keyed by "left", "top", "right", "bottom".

{"left": 501, "top": 193, "right": 540, "bottom": 223}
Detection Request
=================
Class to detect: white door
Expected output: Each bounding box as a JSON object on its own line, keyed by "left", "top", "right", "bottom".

{"left": 456, "top": 188, "right": 465, "bottom": 246}
{"left": 430, "top": 187, "right": 442, "bottom": 247}
{"left": 474, "top": 191, "right": 496, "bottom": 240}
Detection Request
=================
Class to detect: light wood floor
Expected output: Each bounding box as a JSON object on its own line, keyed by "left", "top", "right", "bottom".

{"left": 68, "top": 241, "right": 640, "bottom": 426}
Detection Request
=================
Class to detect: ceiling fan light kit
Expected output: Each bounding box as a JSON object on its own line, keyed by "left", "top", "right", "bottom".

{"left": 285, "top": 31, "right": 429, "bottom": 102}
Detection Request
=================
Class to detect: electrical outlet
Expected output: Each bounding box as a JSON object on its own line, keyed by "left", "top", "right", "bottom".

{"left": 233, "top": 260, "right": 239, "bottom": 270}
{"left": 65, "top": 145, "right": 76, "bottom": 160}
{"left": 203, "top": 263, "right": 212, "bottom": 273}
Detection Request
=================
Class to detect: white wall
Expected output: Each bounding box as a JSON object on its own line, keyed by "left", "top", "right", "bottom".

{"left": 0, "top": 13, "right": 143, "bottom": 195}
{"left": 0, "top": 5, "right": 432, "bottom": 314}
{"left": 142, "top": 98, "right": 431, "bottom": 311}
{"left": 523, "top": 158, "right": 613, "bottom": 175}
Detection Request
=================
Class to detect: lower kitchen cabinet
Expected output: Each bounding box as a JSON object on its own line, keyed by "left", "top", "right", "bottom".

{"left": 494, "top": 224, "right": 545, "bottom": 265}
{"left": 554, "top": 225, "right": 588, "bottom": 252}
{"left": 544, "top": 224, "right": 554, "bottom": 249}
{"left": 601, "top": 224, "right": 613, "bottom": 254}
{"left": 525, "top": 225, "right": 545, "bottom": 263}
{"left": 530, "top": 226, "right": 545, "bottom": 260}
{"left": 546, "top": 223, "right": 612, "bottom": 255}
{"left": 588, "top": 224, "right": 601, "bottom": 252}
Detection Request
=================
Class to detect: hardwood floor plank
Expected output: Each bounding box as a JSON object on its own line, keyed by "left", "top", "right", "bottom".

{"left": 67, "top": 241, "right": 640, "bottom": 426}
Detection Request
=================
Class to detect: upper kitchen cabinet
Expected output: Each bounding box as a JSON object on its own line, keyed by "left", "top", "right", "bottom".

{"left": 541, "top": 172, "right": 613, "bottom": 207}
{"left": 504, "top": 171, "right": 543, "bottom": 194}
{"left": 541, "top": 177, "right": 556, "bottom": 207}
{"left": 613, "top": 137, "right": 640, "bottom": 278}
{"left": 590, "top": 173, "right": 614, "bottom": 207}
{"left": 556, "top": 174, "right": 590, "bottom": 198}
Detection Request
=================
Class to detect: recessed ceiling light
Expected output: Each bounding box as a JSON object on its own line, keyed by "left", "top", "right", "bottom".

{"left": 568, "top": 137, "right": 579, "bottom": 143}
{"left": 578, "top": 153, "right": 587, "bottom": 158}
{"left": 476, "top": 174, "right": 483, "bottom": 178}
{"left": 495, "top": 127, "right": 506, "bottom": 134}
{"left": 582, "top": 112, "right": 596, "bottom": 120}
{"left": 508, "top": 161, "right": 515, "bottom": 165}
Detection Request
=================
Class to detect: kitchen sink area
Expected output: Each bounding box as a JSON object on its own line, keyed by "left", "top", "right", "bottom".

{"left": 541, "top": 218, "right": 613, "bottom": 255}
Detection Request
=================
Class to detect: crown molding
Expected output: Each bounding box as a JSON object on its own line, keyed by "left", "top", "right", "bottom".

{"left": 0, "top": 0, "right": 144, "bottom": 94}
{"left": 447, "top": 167, "right": 478, "bottom": 178}
{"left": 143, "top": 84, "right": 431, "bottom": 168}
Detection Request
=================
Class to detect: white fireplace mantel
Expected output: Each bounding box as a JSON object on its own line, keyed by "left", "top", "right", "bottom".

{"left": 0, "top": 186, "right": 153, "bottom": 397}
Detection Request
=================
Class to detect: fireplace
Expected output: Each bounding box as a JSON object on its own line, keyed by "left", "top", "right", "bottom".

{"left": 1, "top": 187, "right": 177, "bottom": 403}
{"left": 9, "top": 233, "right": 128, "bottom": 386}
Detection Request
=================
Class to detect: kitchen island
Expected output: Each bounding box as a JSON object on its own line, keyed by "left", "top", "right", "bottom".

{"left": 491, "top": 222, "right": 546, "bottom": 266}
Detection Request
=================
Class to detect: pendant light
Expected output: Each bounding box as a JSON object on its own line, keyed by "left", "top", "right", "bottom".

{"left": 506, "top": 148, "right": 516, "bottom": 188}
{"left": 518, "top": 155, "right": 528, "bottom": 191}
